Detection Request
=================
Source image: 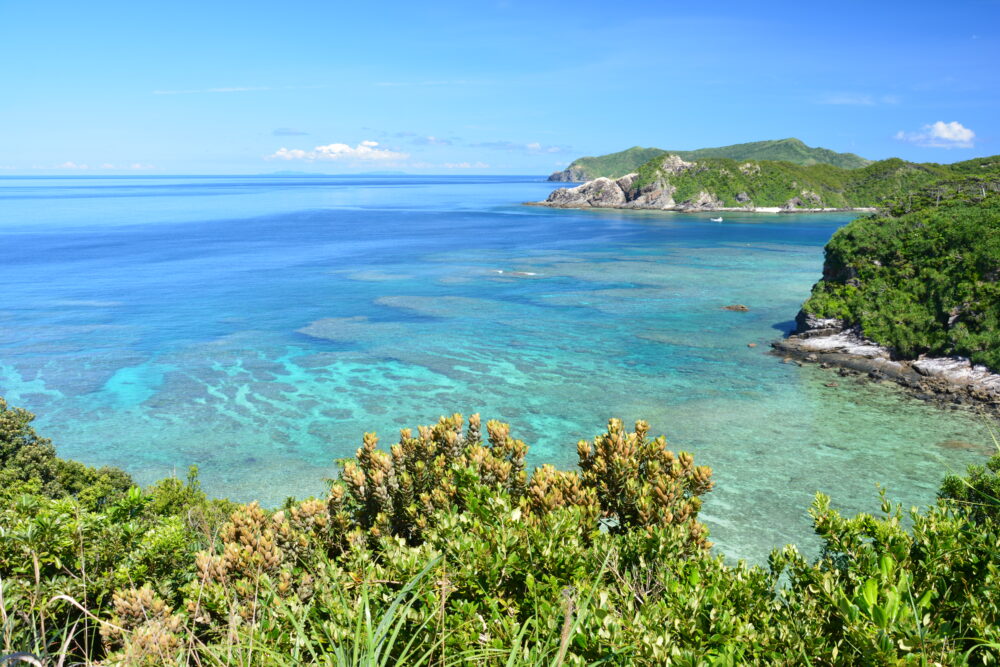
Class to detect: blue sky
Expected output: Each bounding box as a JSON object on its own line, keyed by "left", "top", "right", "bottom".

{"left": 1, "top": 0, "right": 997, "bottom": 174}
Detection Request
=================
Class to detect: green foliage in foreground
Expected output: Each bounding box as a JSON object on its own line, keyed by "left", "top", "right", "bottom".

{"left": 553, "top": 138, "right": 869, "bottom": 180}
{"left": 802, "top": 183, "right": 1000, "bottom": 369}
{"left": 1, "top": 396, "right": 999, "bottom": 665}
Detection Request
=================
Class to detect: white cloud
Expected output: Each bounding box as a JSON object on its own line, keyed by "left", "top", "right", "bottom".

{"left": 56, "top": 161, "right": 89, "bottom": 169}
{"left": 895, "top": 121, "right": 976, "bottom": 148}
{"left": 442, "top": 161, "right": 490, "bottom": 169}
{"left": 268, "top": 141, "right": 408, "bottom": 162}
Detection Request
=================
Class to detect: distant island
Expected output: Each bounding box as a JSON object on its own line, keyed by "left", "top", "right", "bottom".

{"left": 535, "top": 149, "right": 999, "bottom": 213}
{"left": 263, "top": 170, "right": 410, "bottom": 176}
{"left": 547, "top": 138, "right": 871, "bottom": 182}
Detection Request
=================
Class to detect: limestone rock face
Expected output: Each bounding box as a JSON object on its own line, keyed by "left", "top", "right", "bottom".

{"left": 624, "top": 175, "right": 677, "bottom": 209}
{"left": 615, "top": 173, "right": 638, "bottom": 191}
{"left": 786, "top": 330, "right": 889, "bottom": 359}
{"left": 545, "top": 177, "right": 627, "bottom": 208}
{"left": 678, "top": 190, "right": 724, "bottom": 211}
{"left": 800, "top": 190, "right": 823, "bottom": 206}
{"left": 659, "top": 155, "right": 696, "bottom": 174}
{"left": 795, "top": 309, "right": 845, "bottom": 335}
{"left": 912, "top": 358, "right": 1000, "bottom": 394}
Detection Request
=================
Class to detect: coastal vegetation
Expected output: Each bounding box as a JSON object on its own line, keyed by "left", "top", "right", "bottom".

{"left": 633, "top": 156, "right": 953, "bottom": 208}
{"left": 542, "top": 152, "right": 1000, "bottom": 212}
{"left": 548, "top": 138, "right": 871, "bottom": 181}
{"left": 2, "top": 396, "right": 999, "bottom": 664}
{"left": 801, "top": 177, "right": 1000, "bottom": 369}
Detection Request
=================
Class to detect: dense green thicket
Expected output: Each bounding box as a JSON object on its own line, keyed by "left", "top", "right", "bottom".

{"left": 0, "top": 399, "right": 133, "bottom": 508}
{"left": 802, "top": 182, "right": 1000, "bottom": 369}
{"left": 555, "top": 138, "right": 868, "bottom": 180}
{"left": 1, "top": 395, "right": 999, "bottom": 665}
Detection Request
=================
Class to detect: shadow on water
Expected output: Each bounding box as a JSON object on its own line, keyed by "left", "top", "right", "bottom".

{"left": 771, "top": 319, "right": 797, "bottom": 335}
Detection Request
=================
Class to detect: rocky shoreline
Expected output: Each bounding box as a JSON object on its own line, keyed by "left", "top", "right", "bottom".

{"left": 772, "top": 314, "right": 1000, "bottom": 412}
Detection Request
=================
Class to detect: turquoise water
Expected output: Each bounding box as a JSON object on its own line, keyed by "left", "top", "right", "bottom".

{"left": 0, "top": 175, "right": 994, "bottom": 562}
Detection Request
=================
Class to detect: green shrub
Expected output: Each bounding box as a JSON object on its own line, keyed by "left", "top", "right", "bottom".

{"left": 0, "top": 397, "right": 132, "bottom": 507}
{"left": 0, "top": 399, "right": 998, "bottom": 664}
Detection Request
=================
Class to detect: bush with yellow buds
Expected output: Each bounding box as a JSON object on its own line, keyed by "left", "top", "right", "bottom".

{"left": 101, "top": 584, "right": 185, "bottom": 665}
{"left": 577, "top": 419, "right": 713, "bottom": 549}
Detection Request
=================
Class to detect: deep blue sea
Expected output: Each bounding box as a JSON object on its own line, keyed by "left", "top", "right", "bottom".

{"left": 0, "top": 175, "right": 993, "bottom": 562}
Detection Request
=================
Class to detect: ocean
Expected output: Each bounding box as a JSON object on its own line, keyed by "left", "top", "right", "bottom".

{"left": 0, "top": 174, "right": 993, "bottom": 562}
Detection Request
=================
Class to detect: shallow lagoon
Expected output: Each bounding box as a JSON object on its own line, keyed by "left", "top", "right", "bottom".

{"left": 0, "top": 175, "right": 994, "bottom": 562}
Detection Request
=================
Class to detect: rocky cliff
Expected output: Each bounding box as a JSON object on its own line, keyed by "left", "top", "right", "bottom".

{"left": 538, "top": 155, "right": 864, "bottom": 212}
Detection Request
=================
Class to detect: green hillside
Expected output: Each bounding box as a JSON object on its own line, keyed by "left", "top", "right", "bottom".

{"left": 678, "top": 138, "right": 869, "bottom": 169}
{"left": 631, "top": 155, "right": 955, "bottom": 209}
{"left": 550, "top": 146, "right": 668, "bottom": 181}
{"left": 549, "top": 138, "right": 869, "bottom": 181}
{"left": 801, "top": 178, "right": 1000, "bottom": 368}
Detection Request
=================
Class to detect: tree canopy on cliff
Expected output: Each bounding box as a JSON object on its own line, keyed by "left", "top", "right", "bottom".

{"left": 801, "top": 179, "right": 1000, "bottom": 369}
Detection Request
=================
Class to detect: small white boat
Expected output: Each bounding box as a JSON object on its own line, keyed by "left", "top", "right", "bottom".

{"left": 710, "top": 217, "right": 723, "bottom": 222}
